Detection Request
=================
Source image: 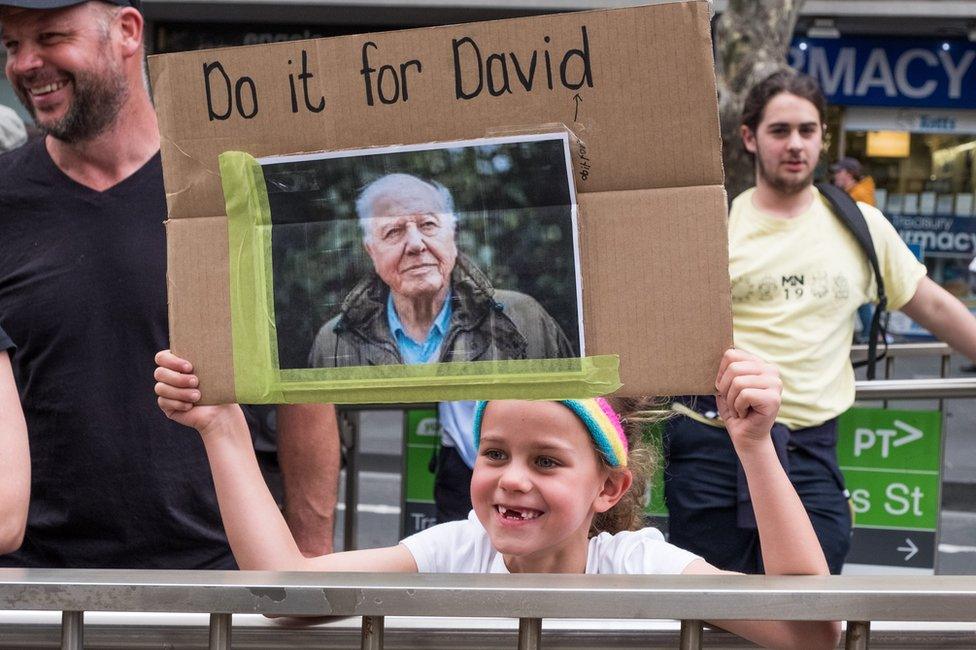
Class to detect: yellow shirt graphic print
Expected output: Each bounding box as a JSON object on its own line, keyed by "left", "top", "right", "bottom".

{"left": 728, "top": 187, "right": 925, "bottom": 429}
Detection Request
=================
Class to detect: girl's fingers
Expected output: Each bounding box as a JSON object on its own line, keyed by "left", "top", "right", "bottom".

{"left": 154, "top": 381, "right": 201, "bottom": 404}
{"left": 715, "top": 348, "right": 760, "bottom": 384}
{"left": 157, "top": 396, "right": 193, "bottom": 414}
{"left": 153, "top": 365, "right": 199, "bottom": 388}
{"left": 733, "top": 387, "right": 780, "bottom": 421}
{"left": 724, "top": 374, "right": 772, "bottom": 418}
{"left": 716, "top": 360, "right": 764, "bottom": 395}
{"left": 155, "top": 349, "right": 193, "bottom": 373}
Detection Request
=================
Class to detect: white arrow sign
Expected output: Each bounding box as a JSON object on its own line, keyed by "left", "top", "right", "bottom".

{"left": 892, "top": 420, "right": 923, "bottom": 448}
{"left": 853, "top": 420, "right": 924, "bottom": 458}
{"left": 897, "top": 537, "right": 919, "bottom": 561}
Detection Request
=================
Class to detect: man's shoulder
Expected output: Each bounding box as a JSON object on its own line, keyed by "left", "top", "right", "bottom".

{"left": 310, "top": 313, "right": 343, "bottom": 348}
{"left": 815, "top": 188, "right": 894, "bottom": 237}
{"left": 492, "top": 288, "right": 543, "bottom": 310}
{"left": 491, "top": 289, "right": 553, "bottom": 323}
{"left": 727, "top": 187, "right": 757, "bottom": 219}
{"left": 0, "top": 139, "right": 44, "bottom": 188}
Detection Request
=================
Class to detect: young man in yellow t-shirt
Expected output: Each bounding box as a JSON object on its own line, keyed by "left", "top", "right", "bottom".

{"left": 664, "top": 70, "right": 976, "bottom": 574}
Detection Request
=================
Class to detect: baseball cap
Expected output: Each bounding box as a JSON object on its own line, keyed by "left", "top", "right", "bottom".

{"left": 830, "top": 157, "right": 864, "bottom": 178}
{"left": 0, "top": 0, "right": 140, "bottom": 9}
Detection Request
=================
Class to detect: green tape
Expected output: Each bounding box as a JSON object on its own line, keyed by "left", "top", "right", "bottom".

{"left": 220, "top": 150, "right": 621, "bottom": 404}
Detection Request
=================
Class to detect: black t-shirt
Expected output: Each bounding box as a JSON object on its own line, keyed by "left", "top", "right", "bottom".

{"left": 0, "top": 324, "right": 12, "bottom": 352}
{"left": 0, "top": 139, "right": 233, "bottom": 568}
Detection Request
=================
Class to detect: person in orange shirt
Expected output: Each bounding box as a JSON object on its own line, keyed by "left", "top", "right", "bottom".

{"left": 831, "top": 157, "right": 876, "bottom": 206}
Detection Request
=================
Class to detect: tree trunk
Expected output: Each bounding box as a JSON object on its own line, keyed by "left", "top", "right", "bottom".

{"left": 714, "top": 0, "right": 805, "bottom": 201}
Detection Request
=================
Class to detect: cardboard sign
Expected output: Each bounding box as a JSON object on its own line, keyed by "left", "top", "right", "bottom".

{"left": 149, "top": 1, "right": 732, "bottom": 403}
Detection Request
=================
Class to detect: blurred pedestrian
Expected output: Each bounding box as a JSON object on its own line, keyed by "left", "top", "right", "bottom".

{"left": 831, "top": 156, "right": 876, "bottom": 207}
{"left": 0, "top": 104, "right": 26, "bottom": 152}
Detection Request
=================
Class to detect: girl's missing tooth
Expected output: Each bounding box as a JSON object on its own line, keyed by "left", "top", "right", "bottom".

{"left": 154, "top": 348, "right": 840, "bottom": 650}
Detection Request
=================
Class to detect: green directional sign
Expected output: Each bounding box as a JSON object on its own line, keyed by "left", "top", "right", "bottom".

{"left": 837, "top": 407, "right": 942, "bottom": 570}
{"left": 643, "top": 423, "right": 667, "bottom": 518}
{"left": 402, "top": 408, "right": 439, "bottom": 536}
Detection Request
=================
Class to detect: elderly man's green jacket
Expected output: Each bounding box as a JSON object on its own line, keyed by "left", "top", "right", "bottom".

{"left": 308, "top": 256, "right": 574, "bottom": 367}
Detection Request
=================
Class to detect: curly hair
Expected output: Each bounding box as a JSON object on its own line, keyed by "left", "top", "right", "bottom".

{"left": 588, "top": 396, "right": 672, "bottom": 537}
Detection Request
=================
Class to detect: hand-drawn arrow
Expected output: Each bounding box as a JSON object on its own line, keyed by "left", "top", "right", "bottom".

{"left": 893, "top": 420, "right": 923, "bottom": 448}
{"left": 573, "top": 93, "right": 583, "bottom": 121}
{"left": 897, "top": 538, "right": 918, "bottom": 561}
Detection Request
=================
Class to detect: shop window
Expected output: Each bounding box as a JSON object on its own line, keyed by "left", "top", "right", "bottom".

{"left": 842, "top": 122, "right": 976, "bottom": 311}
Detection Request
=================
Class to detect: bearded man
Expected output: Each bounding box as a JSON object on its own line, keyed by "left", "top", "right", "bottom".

{"left": 662, "top": 70, "right": 976, "bottom": 575}
{"left": 0, "top": 0, "right": 339, "bottom": 567}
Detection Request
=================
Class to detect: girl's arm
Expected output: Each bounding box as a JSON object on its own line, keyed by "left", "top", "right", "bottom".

{"left": 680, "top": 349, "right": 840, "bottom": 650}
{"left": 154, "top": 350, "right": 417, "bottom": 573}
{"left": 0, "top": 350, "right": 29, "bottom": 554}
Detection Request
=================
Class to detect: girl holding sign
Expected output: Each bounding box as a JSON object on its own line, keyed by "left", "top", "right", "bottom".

{"left": 154, "top": 347, "right": 839, "bottom": 649}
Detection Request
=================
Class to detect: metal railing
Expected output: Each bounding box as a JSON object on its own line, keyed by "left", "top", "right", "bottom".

{"left": 0, "top": 570, "right": 974, "bottom": 650}
{"left": 851, "top": 341, "right": 961, "bottom": 406}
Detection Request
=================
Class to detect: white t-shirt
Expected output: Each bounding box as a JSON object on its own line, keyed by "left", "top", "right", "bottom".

{"left": 400, "top": 511, "right": 700, "bottom": 574}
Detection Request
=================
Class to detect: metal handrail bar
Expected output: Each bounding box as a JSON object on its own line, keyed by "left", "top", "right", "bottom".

{"left": 854, "top": 377, "right": 976, "bottom": 400}
{"left": 1, "top": 571, "right": 975, "bottom": 650}
{"left": 851, "top": 342, "right": 952, "bottom": 361}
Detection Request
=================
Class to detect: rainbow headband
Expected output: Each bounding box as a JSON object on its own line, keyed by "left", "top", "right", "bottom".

{"left": 472, "top": 398, "right": 629, "bottom": 467}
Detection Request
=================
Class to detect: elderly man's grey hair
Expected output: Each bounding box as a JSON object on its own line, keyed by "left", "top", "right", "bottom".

{"left": 355, "top": 173, "right": 457, "bottom": 243}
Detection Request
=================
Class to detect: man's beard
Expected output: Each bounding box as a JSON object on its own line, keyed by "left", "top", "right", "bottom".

{"left": 756, "top": 157, "right": 815, "bottom": 196}
{"left": 17, "top": 66, "right": 129, "bottom": 144}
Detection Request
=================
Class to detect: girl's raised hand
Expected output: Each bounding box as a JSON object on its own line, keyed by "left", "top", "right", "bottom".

{"left": 714, "top": 348, "right": 783, "bottom": 449}
{"left": 154, "top": 350, "right": 239, "bottom": 434}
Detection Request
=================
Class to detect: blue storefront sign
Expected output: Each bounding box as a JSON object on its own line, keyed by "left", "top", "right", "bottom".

{"left": 891, "top": 215, "right": 976, "bottom": 256}
{"left": 789, "top": 37, "right": 976, "bottom": 109}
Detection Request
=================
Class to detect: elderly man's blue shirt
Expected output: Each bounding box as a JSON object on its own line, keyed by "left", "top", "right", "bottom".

{"left": 386, "top": 292, "right": 477, "bottom": 468}
{"left": 386, "top": 292, "right": 453, "bottom": 364}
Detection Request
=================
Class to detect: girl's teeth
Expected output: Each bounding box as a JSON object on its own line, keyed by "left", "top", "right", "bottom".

{"left": 500, "top": 506, "right": 540, "bottom": 520}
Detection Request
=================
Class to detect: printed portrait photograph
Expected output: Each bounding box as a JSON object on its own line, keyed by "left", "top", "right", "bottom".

{"left": 259, "top": 132, "right": 583, "bottom": 372}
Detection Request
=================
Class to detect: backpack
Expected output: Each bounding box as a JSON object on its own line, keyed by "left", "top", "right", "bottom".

{"left": 815, "top": 182, "right": 889, "bottom": 380}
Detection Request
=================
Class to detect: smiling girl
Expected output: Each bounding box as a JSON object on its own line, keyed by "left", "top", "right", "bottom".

{"left": 154, "top": 348, "right": 839, "bottom": 649}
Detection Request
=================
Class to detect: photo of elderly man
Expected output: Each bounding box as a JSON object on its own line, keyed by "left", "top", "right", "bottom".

{"left": 308, "top": 172, "right": 574, "bottom": 368}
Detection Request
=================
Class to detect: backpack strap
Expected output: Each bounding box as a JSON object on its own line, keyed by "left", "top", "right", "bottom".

{"left": 816, "top": 182, "right": 889, "bottom": 380}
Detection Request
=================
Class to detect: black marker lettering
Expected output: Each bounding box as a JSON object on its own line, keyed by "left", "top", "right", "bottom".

{"left": 486, "top": 52, "right": 512, "bottom": 96}
{"left": 510, "top": 51, "right": 538, "bottom": 91}
{"left": 234, "top": 77, "right": 258, "bottom": 119}
{"left": 298, "top": 49, "right": 326, "bottom": 112}
{"left": 361, "top": 41, "right": 378, "bottom": 106}
{"left": 399, "top": 59, "right": 422, "bottom": 101}
{"left": 560, "top": 26, "right": 592, "bottom": 90}
{"left": 362, "top": 41, "right": 422, "bottom": 105}
{"left": 452, "top": 36, "right": 483, "bottom": 100}
{"left": 287, "top": 59, "right": 298, "bottom": 113}
{"left": 203, "top": 61, "right": 233, "bottom": 121}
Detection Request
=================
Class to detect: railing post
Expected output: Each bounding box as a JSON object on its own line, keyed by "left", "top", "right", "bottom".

{"left": 845, "top": 620, "right": 870, "bottom": 650}
{"left": 678, "top": 619, "right": 703, "bottom": 650}
{"left": 341, "top": 410, "right": 360, "bottom": 550}
{"left": 517, "top": 617, "right": 542, "bottom": 649}
{"left": 361, "top": 614, "right": 384, "bottom": 650}
{"left": 61, "top": 610, "right": 83, "bottom": 650}
{"left": 208, "top": 613, "right": 232, "bottom": 650}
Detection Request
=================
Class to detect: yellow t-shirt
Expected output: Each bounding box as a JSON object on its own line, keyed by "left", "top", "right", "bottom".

{"left": 729, "top": 187, "right": 926, "bottom": 429}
